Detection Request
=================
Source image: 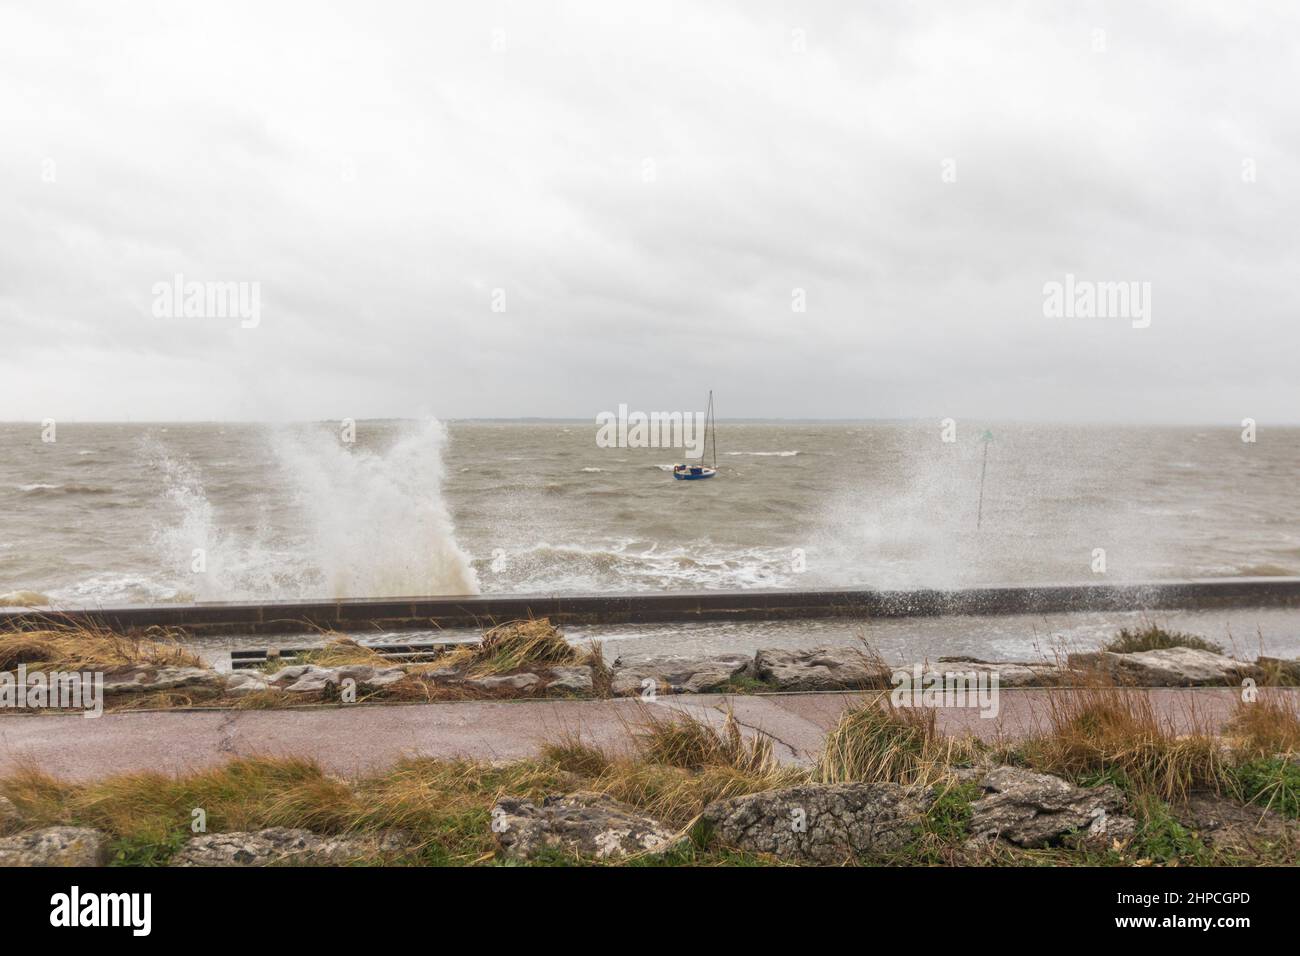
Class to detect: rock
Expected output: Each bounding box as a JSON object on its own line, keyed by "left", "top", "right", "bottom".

{"left": 0, "top": 827, "right": 108, "bottom": 866}
{"left": 547, "top": 666, "right": 594, "bottom": 694}
{"left": 1174, "top": 792, "right": 1298, "bottom": 853}
{"left": 700, "top": 782, "right": 928, "bottom": 864}
{"left": 754, "top": 646, "right": 888, "bottom": 691}
{"left": 102, "top": 665, "right": 224, "bottom": 695}
{"left": 224, "top": 671, "right": 271, "bottom": 696}
{"left": 464, "top": 672, "right": 541, "bottom": 693}
{"left": 610, "top": 654, "right": 754, "bottom": 696}
{"left": 277, "top": 666, "right": 340, "bottom": 694}
{"left": 265, "top": 664, "right": 406, "bottom": 694}
{"left": 1070, "top": 811, "right": 1139, "bottom": 851}
{"left": 493, "top": 792, "right": 677, "bottom": 861}
{"left": 0, "top": 795, "right": 22, "bottom": 834}
{"left": 930, "top": 657, "right": 1067, "bottom": 687}
{"left": 334, "top": 665, "right": 406, "bottom": 688}
{"left": 171, "top": 827, "right": 411, "bottom": 866}
{"left": 420, "top": 666, "right": 463, "bottom": 684}
{"left": 266, "top": 665, "right": 313, "bottom": 684}
{"left": 1067, "top": 647, "right": 1258, "bottom": 686}
{"left": 968, "top": 766, "right": 1131, "bottom": 848}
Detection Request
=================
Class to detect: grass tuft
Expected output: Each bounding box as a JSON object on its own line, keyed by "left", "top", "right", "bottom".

{"left": 817, "top": 696, "right": 969, "bottom": 787}
{"left": 540, "top": 734, "right": 612, "bottom": 777}
{"left": 635, "top": 709, "right": 775, "bottom": 774}
{"left": 1228, "top": 693, "right": 1300, "bottom": 758}
{"left": 1229, "top": 757, "right": 1300, "bottom": 818}
{"left": 440, "top": 618, "right": 597, "bottom": 677}
{"left": 1103, "top": 625, "right": 1224, "bottom": 655}
{"left": 1015, "top": 686, "right": 1224, "bottom": 801}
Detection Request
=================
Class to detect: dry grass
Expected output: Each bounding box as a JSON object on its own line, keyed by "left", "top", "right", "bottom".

{"left": 634, "top": 708, "right": 775, "bottom": 774}
{"left": 0, "top": 623, "right": 201, "bottom": 672}
{"left": 437, "top": 618, "right": 609, "bottom": 687}
{"left": 1228, "top": 692, "right": 1300, "bottom": 758}
{"left": 540, "top": 732, "right": 613, "bottom": 777}
{"left": 817, "top": 694, "right": 979, "bottom": 788}
{"left": 262, "top": 636, "right": 391, "bottom": 672}
{"left": 1014, "top": 685, "right": 1225, "bottom": 801}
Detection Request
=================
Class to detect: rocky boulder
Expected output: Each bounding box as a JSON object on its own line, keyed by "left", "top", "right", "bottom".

{"left": 610, "top": 654, "right": 754, "bottom": 696}
{"left": 171, "top": 827, "right": 411, "bottom": 866}
{"left": 546, "top": 666, "right": 594, "bottom": 694}
{"left": 463, "top": 672, "right": 541, "bottom": 693}
{"left": 754, "top": 646, "right": 887, "bottom": 691}
{"left": 1067, "top": 647, "right": 1258, "bottom": 686}
{"left": 492, "top": 792, "right": 678, "bottom": 861}
{"left": 699, "top": 782, "right": 929, "bottom": 864}
{"left": 0, "top": 827, "right": 108, "bottom": 866}
{"left": 224, "top": 671, "right": 272, "bottom": 696}
{"left": 968, "top": 766, "right": 1132, "bottom": 848}
{"left": 925, "top": 657, "right": 1068, "bottom": 687}
{"left": 102, "top": 665, "right": 224, "bottom": 695}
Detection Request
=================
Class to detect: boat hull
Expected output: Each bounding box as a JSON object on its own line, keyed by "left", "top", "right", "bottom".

{"left": 673, "top": 468, "right": 716, "bottom": 480}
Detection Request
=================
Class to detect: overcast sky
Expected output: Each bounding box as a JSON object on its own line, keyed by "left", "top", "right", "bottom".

{"left": 1, "top": 0, "right": 1297, "bottom": 423}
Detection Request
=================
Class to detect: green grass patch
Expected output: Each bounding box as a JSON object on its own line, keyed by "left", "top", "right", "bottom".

{"left": 1230, "top": 757, "right": 1300, "bottom": 818}
{"left": 1103, "top": 625, "right": 1224, "bottom": 655}
{"left": 1130, "top": 796, "right": 1211, "bottom": 864}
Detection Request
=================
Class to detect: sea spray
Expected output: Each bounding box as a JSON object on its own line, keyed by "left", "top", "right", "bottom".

{"left": 147, "top": 435, "right": 290, "bottom": 601}
{"left": 148, "top": 420, "right": 478, "bottom": 599}
{"left": 271, "top": 418, "right": 479, "bottom": 597}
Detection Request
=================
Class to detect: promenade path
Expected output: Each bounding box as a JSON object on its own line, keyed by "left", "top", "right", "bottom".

{"left": 2, "top": 687, "right": 1289, "bottom": 780}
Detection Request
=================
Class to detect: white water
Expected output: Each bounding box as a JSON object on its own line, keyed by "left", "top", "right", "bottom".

{"left": 148, "top": 419, "right": 478, "bottom": 601}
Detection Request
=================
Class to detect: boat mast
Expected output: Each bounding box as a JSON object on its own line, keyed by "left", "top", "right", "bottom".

{"left": 708, "top": 390, "right": 716, "bottom": 469}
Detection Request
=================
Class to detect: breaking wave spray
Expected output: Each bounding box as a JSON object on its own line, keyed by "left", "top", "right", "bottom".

{"left": 151, "top": 419, "right": 479, "bottom": 601}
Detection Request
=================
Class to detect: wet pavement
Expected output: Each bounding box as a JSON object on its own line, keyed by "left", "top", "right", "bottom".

{"left": 2, "top": 687, "right": 1292, "bottom": 780}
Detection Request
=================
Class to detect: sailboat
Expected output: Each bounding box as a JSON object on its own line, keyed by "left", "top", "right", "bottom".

{"left": 672, "top": 391, "right": 718, "bottom": 480}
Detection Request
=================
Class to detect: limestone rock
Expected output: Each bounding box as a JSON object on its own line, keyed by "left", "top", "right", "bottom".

{"left": 464, "top": 672, "right": 541, "bottom": 693}
{"left": 334, "top": 664, "right": 406, "bottom": 688}
{"left": 547, "top": 666, "right": 594, "bottom": 694}
{"left": 929, "top": 657, "right": 1067, "bottom": 687}
{"left": 0, "top": 827, "right": 108, "bottom": 866}
{"left": 1066, "top": 647, "right": 1258, "bottom": 686}
{"left": 102, "top": 665, "right": 223, "bottom": 695}
{"left": 701, "top": 782, "right": 929, "bottom": 864}
{"left": 266, "top": 664, "right": 406, "bottom": 694}
{"left": 276, "top": 666, "right": 339, "bottom": 694}
{"left": 493, "top": 792, "right": 677, "bottom": 861}
{"left": 171, "top": 827, "right": 411, "bottom": 866}
{"left": 610, "top": 654, "right": 754, "bottom": 696}
{"left": 754, "top": 646, "right": 887, "bottom": 691}
{"left": 224, "top": 671, "right": 271, "bottom": 696}
{"left": 968, "top": 766, "right": 1131, "bottom": 848}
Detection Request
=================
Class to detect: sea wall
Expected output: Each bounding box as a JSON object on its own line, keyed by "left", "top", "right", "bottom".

{"left": 2, "top": 577, "right": 1299, "bottom": 635}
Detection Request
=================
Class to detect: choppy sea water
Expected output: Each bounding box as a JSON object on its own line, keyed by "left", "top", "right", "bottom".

{"left": 2, "top": 419, "right": 1297, "bottom": 660}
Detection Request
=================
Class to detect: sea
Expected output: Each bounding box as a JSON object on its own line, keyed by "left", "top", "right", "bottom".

{"left": 2, "top": 419, "right": 1298, "bottom": 662}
